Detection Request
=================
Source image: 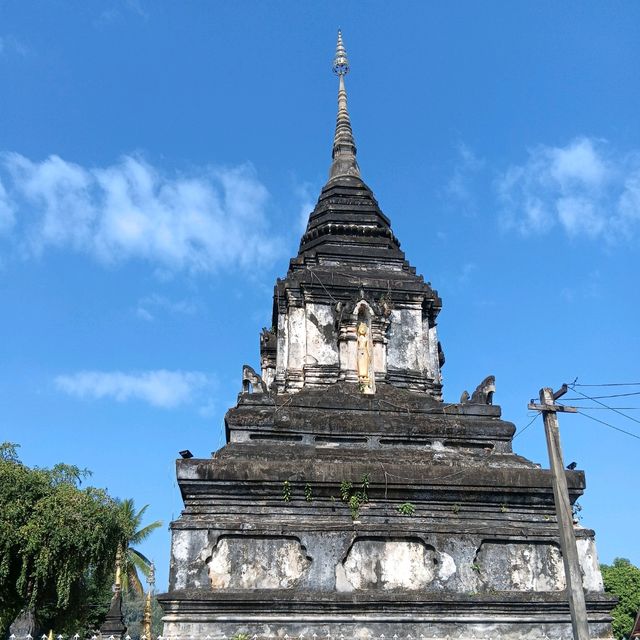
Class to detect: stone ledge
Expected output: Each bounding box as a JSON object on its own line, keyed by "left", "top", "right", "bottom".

{"left": 176, "top": 455, "right": 584, "bottom": 491}
{"left": 157, "top": 588, "right": 616, "bottom": 617}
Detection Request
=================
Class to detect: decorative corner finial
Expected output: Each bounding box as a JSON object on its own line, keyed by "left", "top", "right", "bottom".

{"left": 148, "top": 561, "right": 156, "bottom": 591}
{"left": 333, "top": 29, "right": 349, "bottom": 76}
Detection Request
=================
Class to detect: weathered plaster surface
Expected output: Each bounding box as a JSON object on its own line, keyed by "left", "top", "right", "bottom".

{"left": 578, "top": 535, "right": 605, "bottom": 592}
{"left": 162, "top": 620, "right": 614, "bottom": 640}
{"left": 287, "top": 307, "right": 306, "bottom": 371}
{"left": 305, "top": 304, "right": 338, "bottom": 365}
{"left": 438, "top": 551, "right": 457, "bottom": 581}
{"left": 170, "top": 529, "right": 209, "bottom": 591}
{"left": 207, "top": 535, "right": 311, "bottom": 589}
{"left": 337, "top": 538, "right": 437, "bottom": 591}
{"left": 476, "top": 541, "right": 565, "bottom": 591}
{"left": 275, "top": 311, "right": 288, "bottom": 388}
{"left": 387, "top": 309, "right": 422, "bottom": 371}
{"left": 427, "top": 323, "right": 441, "bottom": 383}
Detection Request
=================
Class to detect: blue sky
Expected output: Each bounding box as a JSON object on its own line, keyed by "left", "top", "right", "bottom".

{"left": 1, "top": 1, "right": 639, "bottom": 592}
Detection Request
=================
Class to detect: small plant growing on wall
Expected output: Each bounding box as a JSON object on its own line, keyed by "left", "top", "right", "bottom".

{"left": 360, "top": 473, "right": 370, "bottom": 500}
{"left": 231, "top": 633, "right": 250, "bottom": 640}
{"left": 304, "top": 482, "right": 313, "bottom": 502}
{"left": 451, "top": 503, "right": 460, "bottom": 514}
{"left": 397, "top": 502, "right": 416, "bottom": 516}
{"left": 340, "top": 480, "right": 353, "bottom": 503}
{"left": 339, "top": 473, "right": 371, "bottom": 520}
{"left": 348, "top": 494, "right": 361, "bottom": 520}
{"left": 282, "top": 480, "right": 292, "bottom": 502}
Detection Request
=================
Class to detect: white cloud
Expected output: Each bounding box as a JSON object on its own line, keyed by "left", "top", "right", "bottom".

{"left": 295, "top": 181, "right": 317, "bottom": 233}
{"left": 561, "top": 269, "right": 603, "bottom": 303}
{"left": 0, "top": 35, "right": 29, "bottom": 58}
{"left": 135, "top": 293, "right": 197, "bottom": 321}
{"left": 1, "top": 153, "right": 282, "bottom": 272}
{"left": 497, "top": 137, "right": 640, "bottom": 240}
{"left": 95, "top": 0, "right": 148, "bottom": 26}
{"left": 444, "top": 143, "right": 485, "bottom": 217}
{"left": 0, "top": 178, "right": 14, "bottom": 234}
{"left": 550, "top": 138, "right": 608, "bottom": 187}
{"left": 55, "top": 369, "right": 212, "bottom": 409}
{"left": 457, "top": 262, "right": 477, "bottom": 286}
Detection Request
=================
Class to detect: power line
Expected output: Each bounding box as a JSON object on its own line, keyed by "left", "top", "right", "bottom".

{"left": 564, "top": 390, "right": 640, "bottom": 400}
{"left": 576, "top": 410, "right": 640, "bottom": 442}
{"left": 569, "top": 406, "right": 640, "bottom": 410}
{"left": 513, "top": 413, "right": 539, "bottom": 440}
{"left": 573, "top": 382, "right": 640, "bottom": 387}
{"left": 568, "top": 386, "right": 640, "bottom": 427}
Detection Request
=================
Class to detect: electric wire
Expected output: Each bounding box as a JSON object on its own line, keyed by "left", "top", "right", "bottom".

{"left": 572, "top": 382, "right": 640, "bottom": 387}
{"left": 568, "top": 385, "right": 640, "bottom": 427}
{"left": 513, "top": 413, "right": 540, "bottom": 440}
{"left": 576, "top": 410, "right": 640, "bottom": 442}
{"left": 568, "top": 406, "right": 640, "bottom": 410}
{"left": 563, "top": 390, "right": 640, "bottom": 400}
{"left": 525, "top": 380, "right": 640, "bottom": 443}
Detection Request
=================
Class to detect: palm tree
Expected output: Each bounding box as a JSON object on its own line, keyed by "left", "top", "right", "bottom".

{"left": 117, "top": 499, "right": 162, "bottom": 597}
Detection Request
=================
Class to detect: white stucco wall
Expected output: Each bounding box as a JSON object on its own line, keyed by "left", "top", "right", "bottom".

{"left": 305, "top": 303, "right": 338, "bottom": 365}
{"left": 387, "top": 309, "right": 423, "bottom": 371}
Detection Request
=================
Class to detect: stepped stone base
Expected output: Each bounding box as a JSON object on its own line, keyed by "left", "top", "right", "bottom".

{"left": 158, "top": 383, "right": 615, "bottom": 640}
{"left": 159, "top": 591, "right": 615, "bottom": 639}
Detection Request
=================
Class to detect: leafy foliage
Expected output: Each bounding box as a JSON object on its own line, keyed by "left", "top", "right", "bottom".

{"left": 117, "top": 499, "right": 162, "bottom": 597}
{"left": 396, "top": 502, "right": 416, "bottom": 516}
{"left": 339, "top": 481, "right": 352, "bottom": 503}
{"left": 360, "top": 473, "right": 370, "bottom": 496}
{"left": 340, "top": 474, "right": 370, "bottom": 520}
{"left": 304, "top": 483, "right": 313, "bottom": 502}
{"left": 601, "top": 557, "right": 640, "bottom": 640}
{"left": 0, "top": 442, "right": 129, "bottom": 635}
{"left": 348, "top": 495, "right": 361, "bottom": 520}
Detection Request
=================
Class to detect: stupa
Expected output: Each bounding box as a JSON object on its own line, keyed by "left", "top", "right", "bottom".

{"left": 158, "top": 32, "right": 615, "bottom": 639}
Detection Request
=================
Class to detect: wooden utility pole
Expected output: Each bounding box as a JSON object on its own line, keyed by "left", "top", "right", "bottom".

{"left": 529, "top": 385, "right": 590, "bottom": 640}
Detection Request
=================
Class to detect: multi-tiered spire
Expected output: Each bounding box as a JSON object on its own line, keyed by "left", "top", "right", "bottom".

{"left": 329, "top": 30, "right": 360, "bottom": 180}
{"left": 298, "top": 30, "right": 400, "bottom": 255}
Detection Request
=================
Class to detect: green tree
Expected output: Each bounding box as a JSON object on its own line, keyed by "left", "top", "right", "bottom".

{"left": 118, "top": 499, "right": 162, "bottom": 597}
{"left": 0, "top": 443, "right": 128, "bottom": 636}
{"left": 601, "top": 557, "right": 640, "bottom": 640}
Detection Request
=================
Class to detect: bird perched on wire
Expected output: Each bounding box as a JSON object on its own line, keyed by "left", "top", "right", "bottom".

{"left": 566, "top": 461, "right": 577, "bottom": 470}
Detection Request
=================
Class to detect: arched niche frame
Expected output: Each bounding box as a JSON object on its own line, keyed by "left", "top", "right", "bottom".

{"left": 337, "top": 296, "right": 390, "bottom": 389}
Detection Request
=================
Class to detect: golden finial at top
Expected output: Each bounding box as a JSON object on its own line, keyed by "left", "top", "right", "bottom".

{"left": 329, "top": 29, "right": 360, "bottom": 180}
{"left": 333, "top": 30, "right": 349, "bottom": 76}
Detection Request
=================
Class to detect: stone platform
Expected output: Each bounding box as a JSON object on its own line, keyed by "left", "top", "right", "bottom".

{"left": 158, "top": 384, "right": 614, "bottom": 639}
